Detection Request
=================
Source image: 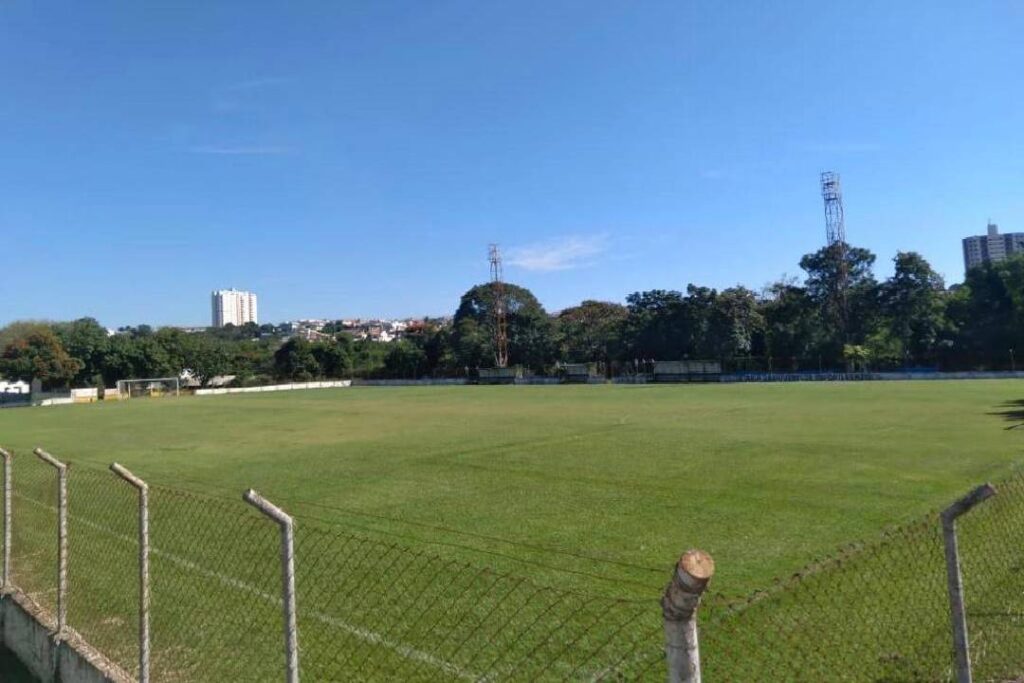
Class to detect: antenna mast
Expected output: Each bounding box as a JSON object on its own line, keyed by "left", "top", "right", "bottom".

{"left": 489, "top": 244, "right": 510, "bottom": 368}
{"left": 820, "top": 171, "right": 849, "bottom": 340}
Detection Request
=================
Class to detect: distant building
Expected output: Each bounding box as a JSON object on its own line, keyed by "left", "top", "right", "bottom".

{"left": 296, "top": 319, "right": 329, "bottom": 331}
{"left": 963, "top": 223, "right": 1024, "bottom": 272}
{"left": 0, "top": 379, "right": 30, "bottom": 394}
{"left": 294, "top": 327, "right": 331, "bottom": 342}
{"left": 211, "top": 289, "right": 259, "bottom": 327}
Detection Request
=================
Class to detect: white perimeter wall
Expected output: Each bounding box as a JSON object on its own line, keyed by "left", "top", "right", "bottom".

{"left": 194, "top": 380, "right": 352, "bottom": 396}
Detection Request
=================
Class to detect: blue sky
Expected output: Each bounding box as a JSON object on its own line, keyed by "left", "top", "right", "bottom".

{"left": 2, "top": 2, "right": 1023, "bottom": 327}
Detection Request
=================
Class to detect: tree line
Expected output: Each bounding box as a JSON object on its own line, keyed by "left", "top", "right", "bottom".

{"left": 3, "top": 241, "right": 1024, "bottom": 389}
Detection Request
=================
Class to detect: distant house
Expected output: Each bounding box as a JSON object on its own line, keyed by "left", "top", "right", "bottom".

{"left": 294, "top": 327, "right": 331, "bottom": 342}
{"left": 0, "top": 379, "right": 30, "bottom": 394}
{"left": 358, "top": 326, "right": 394, "bottom": 343}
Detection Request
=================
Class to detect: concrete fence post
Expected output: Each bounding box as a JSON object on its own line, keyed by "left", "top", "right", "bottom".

{"left": 244, "top": 488, "right": 299, "bottom": 683}
{"left": 33, "top": 448, "right": 68, "bottom": 637}
{"left": 1, "top": 447, "right": 11, "bottom": 592}
{"left": 662, "top": 549, "right": 715, "bottom": 683}
{"left": 942, "top": 482, "right": 997, "bottom": 683}
{"left": 111, "top": 463, "right": 150, "bottom": 683}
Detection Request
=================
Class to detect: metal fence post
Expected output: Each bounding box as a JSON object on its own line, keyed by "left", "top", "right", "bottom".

{"left": 1, "top": 447, "right": 11, "bottom": 592}
{"left": 662, "top": 549, "right": 715, "bottom": 683}
{"left": 941, "top": 482, "right": 997, "bottom": 683}
{"left": 34, "top": 447, "right": 68, "bottom": 636}
{"left": 111, "top": 463, "right": 150, "bottom": 683}
{"left": 244, "top": 488, "right": 299, "bottom": 683}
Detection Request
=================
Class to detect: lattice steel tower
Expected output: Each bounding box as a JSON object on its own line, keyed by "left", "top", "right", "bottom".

{"left": 488, "top": 244, "right": 510, "bottom": 368}
{"left": 820, "top": 171, "right": 846, "bottom": 245}
{"left": 820, "top": 171, "right": 849, "bottom": 339}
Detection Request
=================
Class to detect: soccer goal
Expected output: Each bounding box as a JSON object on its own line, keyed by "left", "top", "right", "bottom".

{"left": 115, "top": 377, "right": 181, "bottom": 400}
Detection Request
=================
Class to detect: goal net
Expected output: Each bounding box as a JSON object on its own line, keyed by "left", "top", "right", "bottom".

{"left": 115, "top": 377, "right": 181, "bottom": 400}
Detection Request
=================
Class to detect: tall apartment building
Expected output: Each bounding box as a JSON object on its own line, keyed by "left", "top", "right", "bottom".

{"left": 962, "top": 223, "right": 1024, "bottom": 272}
{"left": 211, "top": 289, "right": 259, "bottom": 327}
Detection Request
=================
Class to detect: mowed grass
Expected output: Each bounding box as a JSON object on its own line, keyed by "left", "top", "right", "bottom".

{"left": 0, "top": 381, "right": 1021, "bottom": 598}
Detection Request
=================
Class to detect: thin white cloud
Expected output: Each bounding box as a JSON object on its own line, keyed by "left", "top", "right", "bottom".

{"left": 189, "top": 145, "right": 293, "bottom": 156}
{"left": 506, "top": 235, "right": 609, "bottom": 272}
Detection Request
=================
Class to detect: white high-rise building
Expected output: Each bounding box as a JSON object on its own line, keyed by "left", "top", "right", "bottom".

{"left": 963, "top": 223, "right": 1024, "bottom": 272}
{"left": 211, "top": 289, "right": 259, "bottom": 327}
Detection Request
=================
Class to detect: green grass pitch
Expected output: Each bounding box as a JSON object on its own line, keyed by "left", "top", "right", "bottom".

{"left": 0, "top": 380, "right": 1020, "bottom": 598}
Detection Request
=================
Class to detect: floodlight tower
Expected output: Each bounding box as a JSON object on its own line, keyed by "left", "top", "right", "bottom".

{"left": 820, "top": 171, "right": 850, "bottom": 340}
{"left": 489, "top": 244, "right": 510, "bottom": 368}
{"left": 820, "top": 171, "right": 846, "bottom": 246}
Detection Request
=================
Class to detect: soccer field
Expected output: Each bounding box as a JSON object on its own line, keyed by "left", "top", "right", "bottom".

{"left": 0, "top": 380, "right": 1020, "bottom": 598}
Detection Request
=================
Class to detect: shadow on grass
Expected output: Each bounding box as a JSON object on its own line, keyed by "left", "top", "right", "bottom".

{"left": 989, "top": 399, "right": 1024, "bottom": 429}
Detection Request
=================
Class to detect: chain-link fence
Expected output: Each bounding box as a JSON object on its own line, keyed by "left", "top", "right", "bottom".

{"left": 1, "top": 443, "right": 1023, "bottom": 682}
{"left": 0, "top": 447, "right": 664, "bottom": 682}
{"left": 698, "top": 474, "right": 1024, "bottom": 682}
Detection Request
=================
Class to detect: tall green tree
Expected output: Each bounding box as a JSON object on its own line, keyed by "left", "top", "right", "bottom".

{"left": 53, "top": 317, "right": 110, "bottom": 385}
{"left": 383, "top": 340, "right": 427, "bottom": 378}
{"left": 621, "top": 289, "right": 687, "bottom": 359}
{"left": 184, "top": 334, "right": 233, "bottom": 384}
{"left": 555, "top": 300, "right": 626, "bottom": 363}
{"left": 415, "top": 322, "right": 458, "bottom": 376}
{"left": 954, "top": 253, "right": 1024, "bottom": 366}
{"left": 99, "top": 333, "right": 172, "bottom": 385}
{"left": 351, "top": 340, "right": 389, "bottom": 376}
{"left": 0, "top": 328, "right": 82, "bottom": 389}
{"left": 452, "top": 283, "right": 554, "bottom": 370}
{"left": 879, "top": 252, "right": 948, "bottom": 365}
{"left": 311, "top": 338, "right": 352, "bottom": 378}
{"left": 273, "top": 338, "right": 320, "bottom": 381}
{"left": 622, "top": 286, "right": 763, "bottom": 361}
{"left": 679, "top": 285, "right": 718, "bottom": 357}
{"left": 799, "top": 242, "right": 879, "bottom": 363}
{"left": 760, "top": 278, "right": 822, "bottom": 365}
{"left": 707, "top": 287, "right": 764, "bottom": 358}
{"left": 0, "top": 321, "right": 52, "bottom": 353}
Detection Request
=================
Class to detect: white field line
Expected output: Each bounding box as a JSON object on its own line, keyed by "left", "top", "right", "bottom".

{"left": 12, "top": 493, "right": 477, "bottom": 681}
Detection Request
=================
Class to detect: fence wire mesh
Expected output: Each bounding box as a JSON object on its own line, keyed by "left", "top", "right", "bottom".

{"left": 291, "top": 523, "right": 663, "bottom": 681}
{"left": 147, "top": 485, "right": 285, "bottom": 681}
{"left": 68, "top": 466, "right": 137, "bottom": 677}
{"left": 698, "top": 471, "right": 1024, "bottom": 682}
{"left": 955, "top": 473, "right": 1024, "bottom": 682}
{"left": 1, "top": 446, "right": 1023, "bottom": 682}
{"left": 9, "top": 453, "right": 60, "bottom": 620}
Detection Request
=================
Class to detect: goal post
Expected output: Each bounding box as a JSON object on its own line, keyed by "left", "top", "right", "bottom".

{"left": 115, "top": 377, "right": 181, "bottom": 400}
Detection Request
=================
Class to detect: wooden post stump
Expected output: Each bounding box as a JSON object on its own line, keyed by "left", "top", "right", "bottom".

{"left": 662, "top": 549, "right": 715, "bottom": 683}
